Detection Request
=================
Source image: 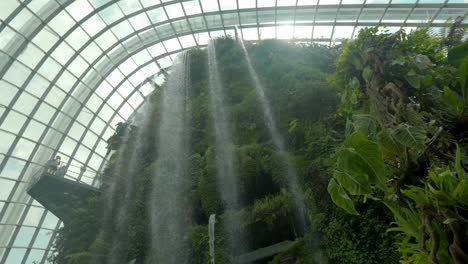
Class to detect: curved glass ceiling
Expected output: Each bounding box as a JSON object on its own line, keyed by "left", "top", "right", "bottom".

{"left": 0, "top": 0, "right": 467, "bottom": 263}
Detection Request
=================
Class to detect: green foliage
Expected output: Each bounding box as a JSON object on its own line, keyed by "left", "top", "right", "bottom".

{"left": 52, "top": 35, "right": 420, "bottom": 264}
{"left": 327, "top": 178, "right": 359, "bottom": 215}
{"left": 329, "top": 26, "right": 468, "bottom": 264}
{"left": 249, "top": 189, "right": 292, "bottom": 227}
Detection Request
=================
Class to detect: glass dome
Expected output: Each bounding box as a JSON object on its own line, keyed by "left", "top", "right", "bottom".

{"left": 0, "top": 0, "right": 467, "bottom": 263}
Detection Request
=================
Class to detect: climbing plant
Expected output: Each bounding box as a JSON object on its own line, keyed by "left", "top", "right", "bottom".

{"left": 328, "top": 26, "right": 468, "bottom": 263}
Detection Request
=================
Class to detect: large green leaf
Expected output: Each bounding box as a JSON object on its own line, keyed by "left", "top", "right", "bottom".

{"left": 352, "top": 114, "right": 377, "bottom": 138}
{"left": 335, "top": 132, "right": 386, "bottom": 194}
{"left": 448, "top": 42, "right": 468, "bottom": 67}
{"left": 405, "top": 70, "right": 421, "bottom": 89}
{"left": 443, "top": 86, "right": 463, "bottom": 113}
{"left": 378, "top": 128, "right": 406, "bottom": 160}
{"left": 384, "top": 201, "right": 421, "bottom": 239}
{"left": 391, "top": 123, "right": 426, "bottom": 149}
{"left": 362, "top": 66, "right": 372, "bottom": 82}
{"left": 327, "top": 178, "right": 359, "bottom": 215}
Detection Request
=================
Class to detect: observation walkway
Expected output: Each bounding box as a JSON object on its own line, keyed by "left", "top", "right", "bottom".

{"left": 27, "top": 171, "right": 100, "bottom": 224}
{"left": 234, "top": 240, "right": 295, "bottom": 263}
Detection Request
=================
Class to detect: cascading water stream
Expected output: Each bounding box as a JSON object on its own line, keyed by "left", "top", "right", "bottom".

{"left": 105, "top": 99, "right": 157, "bottom": 263}
{"left": 149, "top": 51, "right": 192, "bottom": 263}
{"left": 91, "top": 122, "right": 136, "bottom": 264}
{"left": 236, "top": 29, "right": 307, "bottom": 232}
{"left": 208, "top": 214, "right": 216, "bottom": 264}
{"left": 207, "top": 40, "right": 247, "bottom": 255}
{"left": 91, "top": 79, "right": 160, "bottom": 264}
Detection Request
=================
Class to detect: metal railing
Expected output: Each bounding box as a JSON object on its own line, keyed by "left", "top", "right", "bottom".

{"left": 27, "top": 163, "right": 103, "bottom": 189}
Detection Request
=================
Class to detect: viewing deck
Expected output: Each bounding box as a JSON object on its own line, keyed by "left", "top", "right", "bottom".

{"left": 27, "top": 172, "right": 100, "bottom": 223}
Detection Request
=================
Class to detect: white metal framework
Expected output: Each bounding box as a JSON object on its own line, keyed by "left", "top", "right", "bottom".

{"left": 0, "top": 0, "right": 466, "bottom": 263}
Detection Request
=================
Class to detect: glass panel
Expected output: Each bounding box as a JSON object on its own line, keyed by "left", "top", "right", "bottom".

{"left": 12, "top": 226, "right": 35, "bottom": 247}
{"left": 52, "top": 42, "right": 75, "bottom": 65}
{"left": 118, "top": 80, "right": 134, "bottom": 98}
{"left": 68, "top": 56, "right": 89, "bottom": 77}
{"left": 313, "top": 25, "right": 333, "bottom": 39}
{"left": 82, "top": 131, "right": 99, "bottom": 148}
{"left": 96, "top": 81, "right": 113, "bottom": 99}
{"left": 278, "top": 0, "right": 298, "bottom": 6}
{"left": 12, "top": 138, "right": 35, "bottom": 160}
{"left": 166, "top": 3, "right": 184, "bottom": 19}
{"left": 99, "top": 4, "right": 124, "bottom": 25}
{"left": 183, "top": 1, "right": 202, "bottom": 15}
{"left": 32, "top": 229, "right": 53, "bottom": 249}
{"left": 333, "top": 26, "right": 355, "bottom": 39}
{"left": 239, "top": 11, "right": 257, "bottom": 26}
{"left": 32, "top": 27, "right": 60, "bottom": 52}
{"left": 75, "top": 145, "right": 91, "bottom": 163}
{"left": 66, "top": 0, "right": 94, "bottom": 21}
{"left": 4, "top": 249, "right": 27, "bottom": 264}
{"left": 111, "top": 20, "right": 134, "bottom": 39}
{"left": 201, "top": 0, "right": 219, "bottom": 12}
{"left": 129, "top": 13, "right": 152, "bottom": 31}
{"left": 239, "top": 0, "right": 256, "bottom": 8}
{"left": 22, "top": 120, "right": 46, "bottom": 142}
{"left": 119, "top": 103, "right": 134, "bottom": 120}
{"left": 2, "top": 157, "right": 26, "bottom": 180}
{"left": 98, "top": 104, "right": 115, "bottom": 122}
{"left": 34, "top": 103, "right": 56, "bottom": 124}
{"left": 147, "top": 8, "right": 168, "bottom": 24}
{"left": 82, "top": 14, "right": 107, "bottom": 36}
{"left": 162, "top": 38, "right": 181, "bottom": 53}
{"left": 66, "top": 27, "right": 90, "bottom": 51}
{"left": 0, "top": 80, "right": 19, "bottom": 106}
{"left": 26, "top": 249, "right": 45, "bottom": 264}
{"left": 382, "top": 8, "right": 411, "bottom": 22}
{"left": 188, "top": 17, "right": 206, "bottom": 31}
{"left": 49, "top": 10, "right": 76, "bottom": 36}
{"left": 0, "top": 178, "right": 15, "bottom": 200}
{"left": 28, "top": 75, "right": 49, "bottom": 98}
{"left": 277, "top": 26, "right": 294, "bottom": 39}
{"left": 23, "top": 206, "right": 45, "bottom": 226}
{"left": 179, "top": 35, "right": 196, "bottom": 48}
{"left": 0, "top": 130, "right": 15, "bottom": 154}
{"left": 45, "top": 87, "right": 67, "bottom": 107}
{"left": 3, "top": 61, "right": 31, "bottom": 88}
{"left": 38, "top": 57, "right": 61, "bottom": 82}
{"left": 17, "top": 43, "right": 44, "bottom": 69}
{"left": 2, "top": 111, "right": 27, "bottom": 134}
{"left": 96, "top": 29, "right": 119, "bottom": 51}
{"left": 359, "top": 8, "right": 385, "bottom": 22}
{"left": 13, "top": 91, "right": 38, "bottom": 116}
{"left": 59, "top": 136, "right": 77, "bottom": 157}
{"left": 118, "top": 0, "right": 143, "bottom": 16}
{"left": 315, "top": 8, "right": 338, "bottom": 22}
{"left": 295, "top": 26, "right": 313, "bottom": 39}
{"left": 42, "top": 212, "right": 59, "bottom": 229}
{"left": 132, "top": 50, "right": 152, "bottom": 67}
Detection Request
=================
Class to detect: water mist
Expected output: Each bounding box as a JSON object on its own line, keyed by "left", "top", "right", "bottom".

{"left": 149, "top": 52, "right": 192, "bottom": 263}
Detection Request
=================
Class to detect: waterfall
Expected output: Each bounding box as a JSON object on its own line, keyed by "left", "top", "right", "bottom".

{"left": 105, "top": 99, "right": 157, "bottom": 263}
{"left": 208, "top": 214, "right": 216, "bottom": 264}
{"left": 149, "top": 51, "right": 192, "bottom": 263}
{"left": 237, "top": 35, "right": 307, "bottom": 233}
{"left": 207, "top": 40, "right": 247, "bottom": 255}
{"left": 91, "top": 121, "right": 136, "bottom": 264}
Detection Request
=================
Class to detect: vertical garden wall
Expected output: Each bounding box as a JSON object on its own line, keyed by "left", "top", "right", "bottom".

{"left": 50, "top": 26, "right": 467, "bottom": 264}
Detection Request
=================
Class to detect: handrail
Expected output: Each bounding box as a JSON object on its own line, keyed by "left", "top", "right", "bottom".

{"left": 27, "top": 163, "right": 104, "bottom": 189}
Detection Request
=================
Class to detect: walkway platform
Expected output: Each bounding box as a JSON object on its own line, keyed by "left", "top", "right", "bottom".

{"left": 234, "top": 240, "right": 295, "bottom": 263}
{"left": 27, "top": 172, "right": 100, "bottom": 223}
